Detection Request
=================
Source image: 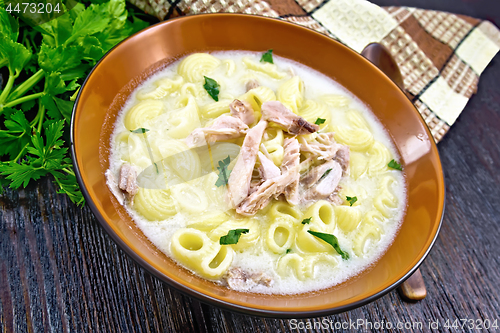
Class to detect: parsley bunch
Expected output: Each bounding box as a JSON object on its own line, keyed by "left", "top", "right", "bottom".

{"left": 0, "top": 0, "right": 148, "bottom": 205}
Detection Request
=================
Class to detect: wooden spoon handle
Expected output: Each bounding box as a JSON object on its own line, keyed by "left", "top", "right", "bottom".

{"left": 398, "top": 268, "right": 427, "bottom": 301}
{"left": 361, "top": 43, "right": 427, "bottom": 301}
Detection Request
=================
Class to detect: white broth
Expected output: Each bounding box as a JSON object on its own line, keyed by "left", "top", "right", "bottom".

{"left": 106, "top": 51, "right": 407, "bottom": 294}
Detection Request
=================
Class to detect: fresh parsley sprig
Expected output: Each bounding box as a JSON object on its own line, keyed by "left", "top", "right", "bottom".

{"left": 314, "top": 117, "right": 326, "bottom": 125}
{"left": 215, "top": 155, "right": 231, "bottom": 187}
{"left": 388, "top": 159, "right": 403, "bottom": 170}
{"left": 260, "top": 49, "right": 273, "bottom": 64}
{"left": 220, "top": 229, "right": 249, "bottom": 245}
{"left": 307, "top": 230, "right": 349, "bottom": 260}
{"left": 0, "top": 120, "right": 83, "bottom": 204}
{"left": 0, "top": 1, "right": 148, "bottom": 205}
{"left": 203, "top": 76, "right": 219, "bottom": 101}
{"left": 346, "top": 196, "right": 357, "bottom": 206}
{"left": 130, "top": 128, "right": 149, "bottom": 134}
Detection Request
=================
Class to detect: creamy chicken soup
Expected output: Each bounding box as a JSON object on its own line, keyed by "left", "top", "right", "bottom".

{"left": 106, "top": 51, "right": 407, "bottom": 294}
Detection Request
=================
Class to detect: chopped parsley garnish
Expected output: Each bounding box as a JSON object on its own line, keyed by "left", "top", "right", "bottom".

{"left": 346, "top": 196, "right": 357, "bottom": 206}
{"left": 130, "top": 128, "right": 149, "bottom": 134}
{"left": 307, "top": 230, "right": 349, "bottom": 260}
{"left": 314, "top": 117, "right": 326, "bottom": 125}
{"left": 260, "top": 49, "right": 274, "bottom": 64}
{"left": 319, "top": 168, "right": 332, "bottom": 182}
{"left": 301, "top": 217, "right": 312, "bottom": 224}
{"left": 215, "top": 155, "right": 231, "bottom": 187}
{"left": 203, "top": 76, "right": 220, "bottom": 101}
{"left": 388, "top": 159, "right": 403, "bottom": 170}
{"left": 220, "top": 229, "right": 249, "bottom": 245}
{"left": 286, "top": 249, "right": 292, "bottom": 254}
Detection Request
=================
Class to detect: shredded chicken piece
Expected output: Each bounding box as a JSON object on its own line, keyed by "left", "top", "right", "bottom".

{"left": 302, "top": 161, "right": 342, "bottom": 202}
{"left": 299, "top": 156, "right": 314, "bottom": 173}
{"left": 315, "top": 132, "right": 336, "bottom": 145}
{"left": 299, "top": 133, "right": 341, "bottom": 160}
{"left": 281, "top": 138, "right": 300, "bottom": 205}
{"left": 245, "top": 79, "right": 260, "bottom": 91}
{"left": 259, "top": 143, "right": 273, "bottom": 161}
{"left": 185, "top": 115, "right": 249, "bottom": 148}
{"left": 236, "top": 181, "right": 276, "bottom": 216}
{"left": 327, "top": 190, "right": 344, "bottom": 206}
{"left": 225, "top": 268, "right": 273, "bottom": 291}
{"left": 237, "top": 138, "right": 300, "bottom": 216}
{"left": 119, "top": 163, "right": 139, "bottom": 200}
{"left": 261, "top": 101, "right": 319, "bottom": 135}
{"left": 299, "top": 133, "right": 350, "bottom": 175}
{"left": 248, "top": 179, "right": 262, "bottom": 195}
{"left": 300, "top": 159, "right": 338, "bottom": 189}
{"left": 251, "top": 272, "right": 273, "bottom": 287}
{"left": 258, "top": 152, "right": 280, "bottom": 181}
{"left": 229, "top": 99, "right": 255, "bottom": 126}
{"left": 334, "top": 144, "right": 350, "bottom": 173}
{"left": 227, "top": 120, "right": 268, "bottom": 208}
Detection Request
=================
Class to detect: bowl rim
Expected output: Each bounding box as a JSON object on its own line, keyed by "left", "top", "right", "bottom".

{"left": 70, "top": 12, "right": 445, "bottom": 318}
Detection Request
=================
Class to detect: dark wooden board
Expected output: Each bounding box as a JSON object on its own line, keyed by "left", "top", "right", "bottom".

{"left": 1, "top": 1, "right": 500, "bottom": 332}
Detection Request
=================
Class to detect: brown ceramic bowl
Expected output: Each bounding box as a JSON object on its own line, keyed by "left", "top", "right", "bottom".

{"left": 71, "top": 14, "right": 445, "bottom": 317}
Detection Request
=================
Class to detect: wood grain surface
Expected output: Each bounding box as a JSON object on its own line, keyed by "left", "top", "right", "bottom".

{"left": 1, "top": 1, "right": 500, "bottom": 332}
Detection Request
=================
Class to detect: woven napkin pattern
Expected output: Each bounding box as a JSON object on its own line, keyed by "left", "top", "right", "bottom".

{"left": 129, "top": 0, "right": 500, "bottom": 143}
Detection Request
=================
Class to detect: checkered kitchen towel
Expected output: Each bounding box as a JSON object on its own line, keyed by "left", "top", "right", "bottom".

{"left": 128, "top": 0, "right": 500, "bottom": 143}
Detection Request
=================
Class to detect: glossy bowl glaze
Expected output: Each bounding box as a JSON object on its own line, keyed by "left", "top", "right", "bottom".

{"left": 71, "top": 14, "right": 445, "bottom": 317}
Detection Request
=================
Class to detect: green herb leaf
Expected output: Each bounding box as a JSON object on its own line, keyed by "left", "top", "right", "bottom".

{"left": 0, "top": 161, "right": 48, "bottom": 189}
{"left": 346, "top": 196, "right": 357, "bottom": 206}
{"left": 35, "top": 10, "right": 73, "bottom": 47}
{"left": 51, "top": 170, "right": 85, "bottom": 206}
{"left": 0, "top": 110, "right": 32, "bottom": 160}
{"left": 220, "top": 229, "right": 249, "bottom": 245}
{"left": 130, "top": 128, "right": 150, "bottom": 134}
{"left": 260, "top": 49, "right": 273, "bottom": 64}
{"left": 38, "top": 43, "right": 83, "bottom": 73}
{"left": 286, "top": 249, "right": 292, "bottom": 254}
{"left": 93, "top": 0, "right": 132, "bottom": 51}
{"left": 318, "top": 168, "right": 332, "bottom": 182}
{"left": 53, "top": 97, "right": 75, "bottom": 124}
{"left": 0, "top": 35, "right": 31, "bottom": 76}
{"left": 59, "top": 65, "right": 90, "bottom": 82}
{"left": 388, "top": 159, "right": 403, "bottom": 171}
{"left": 215, "top": 155, "right": 231, "bottom": 187}
{"left": 67, "top": 3, "right": 110, "bottom": 44}
{"left": 0, "top": 9, "right": 31, "bottom": 78}
{"left": 0, "top": 8, "right": 19, "bottom": 42}
{"left": 69, "top": 3, "right": 86, "bottom": 21}
{"left": 314, "top": 117, "right": 326, "bottom": 125}
{"left": 203, "top": 76, "right": 220, "bottom": 101}
{"left": 0, "top": 120, "right": 66, "bottom": 189}
{"left": 301, "top": 217, "right": 312, "bottom": 224}
{"left": 21, "top": 99, "right": 36, "bottom": 111}
{"left": 45, "top": 72, "right": 69, "bottom": 96}
{"left": 42, "top": 94, "right": 60, "bottom": 121}
{"left": 77, "top": 35, "right": 105, "bottom": 60}
{"left": 307, "top": 230, "right": 349, "bottom": 260}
